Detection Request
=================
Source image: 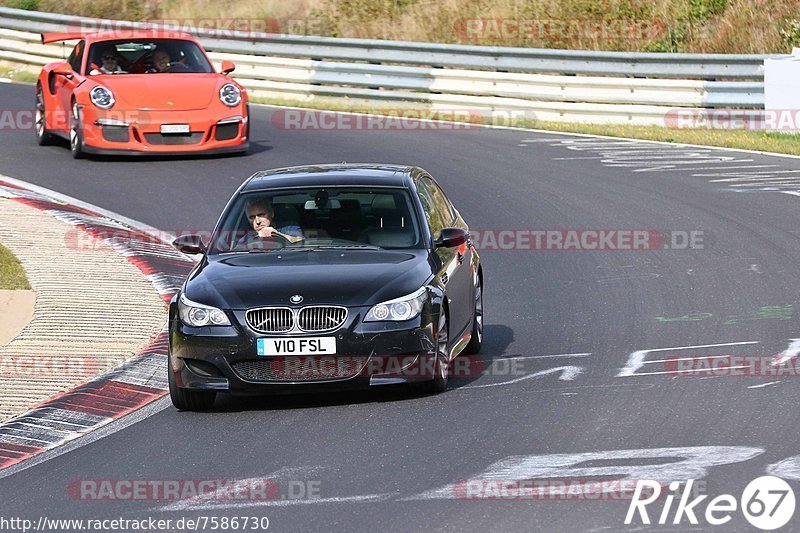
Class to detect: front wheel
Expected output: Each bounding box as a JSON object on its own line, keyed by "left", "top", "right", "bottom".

{"left": 168, "top": 363, "right": 216, "bottom": 411}
{"left": 419, "top": 311, "right": 449, "bottom": 394}
{"left": 69, "top": 101, "right": 85, "bottom": 159}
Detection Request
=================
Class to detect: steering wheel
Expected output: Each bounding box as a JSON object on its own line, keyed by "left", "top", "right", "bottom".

{"left": 243, "top": 231, "right": 288, "bottom": 251}
{"left": 166, "top": 62, "right": 190, "bottom": 72}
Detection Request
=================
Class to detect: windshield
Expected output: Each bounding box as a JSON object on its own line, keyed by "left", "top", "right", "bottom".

{"left": 209, "top": 187, "right": 423, "bottom": 254}
{"left": 87, "top": 39, "right": 214, "bottom": 75}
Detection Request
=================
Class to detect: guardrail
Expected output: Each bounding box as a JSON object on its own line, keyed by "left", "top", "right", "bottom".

{"left": 0, "top": 7, "right": 779, "bottom": 126}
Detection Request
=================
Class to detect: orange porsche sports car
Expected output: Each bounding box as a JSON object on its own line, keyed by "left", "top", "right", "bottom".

{"left": 35, "top": 30, "right": 249, "bottom": 158}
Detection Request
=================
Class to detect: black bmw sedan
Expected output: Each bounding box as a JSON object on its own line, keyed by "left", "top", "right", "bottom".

{"left": 168, "top": 164, "right": 483, "bottom": 410}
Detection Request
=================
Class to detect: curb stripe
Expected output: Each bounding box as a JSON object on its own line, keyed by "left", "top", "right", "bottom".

{"left": 0, "top": 443, "right": 43, "bottom": 468}
{"left": 0, "top": 179, "right": 193, "bottom": 471}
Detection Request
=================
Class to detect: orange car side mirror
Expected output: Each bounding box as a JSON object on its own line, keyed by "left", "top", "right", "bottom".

{"left": 221, "top": 60, "right": 236, "bottom": 75}
{"left": 53, "top": 63, "right": 73, "bottom": 77}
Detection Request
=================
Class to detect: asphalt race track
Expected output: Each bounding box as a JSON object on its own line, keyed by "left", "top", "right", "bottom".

{"left": 4, "top": 79, "right": 800, "bottom": 531}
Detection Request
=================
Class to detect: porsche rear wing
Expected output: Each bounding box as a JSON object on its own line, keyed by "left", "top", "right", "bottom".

{"left": 41, "top": 32, "right": 87, "bottom": 44}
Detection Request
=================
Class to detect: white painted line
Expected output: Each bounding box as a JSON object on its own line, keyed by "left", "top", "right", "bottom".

{"left": 628, "top": 365, "right": 750, "bottom": 377}
{"left": 748, "top": 381, "right": 782, "bottom": 389}
{"left": 617, "top": 341, "right": 759, "bottom": 377}
{"left": 643, "top": 354, "right": 737, "bottom": 365}
{"left": 735, "top": 181, "right": 800, "bottom": 187}
{"left": 708, "top": 171, "right": 800, "bottom": 181}
{"left": 159, "top": 493, "right": 395, "bottom": 511}
{"left": 498, "top": 352, "right": 591, "bottom": 361}
{"left": 772, "top": 338, "right": 800, "bottom": 366}
{"left": 634, "top": 341, "right": 758, "bottom": 354}
{"left": 463, "top": 366, "right": 582, "bottom": 389}
{"left": 636, "top": 165, "right": 779, "bottom": 173}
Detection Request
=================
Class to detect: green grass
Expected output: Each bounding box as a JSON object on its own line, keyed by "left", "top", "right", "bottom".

{"left": 0, "top": 65, "right": 39, "bottom": 83}
{"left": 251, "top": 95, "right": 800, "bottom": 157}
{"left": 0, "top": 243, "right": 30, "bottom": 290}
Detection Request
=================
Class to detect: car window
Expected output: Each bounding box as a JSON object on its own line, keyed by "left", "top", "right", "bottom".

{"left": 210, "top": 187, "right": 424, "bottom": 253}
{"left": 87, "top": 39, "right": 214, "bottom": 75}
{"left": 67, "top": 40, "right": 85, "bottom": 73}
{"left": 429, "top": 179, "right": 456, "bottom": 225}
{"left": 416, "top": 177, "right": 454, "bottom": 238}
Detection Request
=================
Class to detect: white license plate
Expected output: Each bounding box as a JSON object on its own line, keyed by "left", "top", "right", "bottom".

{"left": 257, "top": 337, "right": 336, "bottom": 356}
{"left": 160, "top": 124, "right": 190, "bottom": 134}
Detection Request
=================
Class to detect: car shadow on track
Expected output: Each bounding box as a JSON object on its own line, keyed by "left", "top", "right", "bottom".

{"left": 207, "top": 324, "right": 516, "bottom": 412}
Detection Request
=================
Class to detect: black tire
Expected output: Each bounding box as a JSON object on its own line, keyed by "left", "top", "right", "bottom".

{"left": 69, "top": 101, "right": 85, "bottom": 159}
{"left": 35, "top": 84, "right": 54, "bottom": 146}
{"left": 464, "top": 276, "right": 483, "bottom": 355}
{"left": 168, "top": 363, "right": 216, "bottom": 411}
{"left": 419, "top": 310, "right": 449, "bottom": 394}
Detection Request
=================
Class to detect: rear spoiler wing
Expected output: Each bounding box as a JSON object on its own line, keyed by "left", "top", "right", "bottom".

{"left": 41, "top": 32, "right": 87, "bottom": 44}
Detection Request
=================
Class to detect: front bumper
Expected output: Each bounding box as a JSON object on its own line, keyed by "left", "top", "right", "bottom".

{"left": 80, "top": 105, "right": 249, "bottom": 155}
{"left": 169, "top": 307, "right": 439, "bottom": 395}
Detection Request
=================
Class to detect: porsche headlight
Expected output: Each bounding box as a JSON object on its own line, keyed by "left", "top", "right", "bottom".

{"left": 365, "top": 287, "right": 427, "bottom": 322}
{"left": 178, "top": 293, "right": 231, "bottom": 327}
{"left": 90, "top": 86, "right": 115, "bottom": 109}
{"left": 219, "top": 83, "right": 241, "bottom": 107}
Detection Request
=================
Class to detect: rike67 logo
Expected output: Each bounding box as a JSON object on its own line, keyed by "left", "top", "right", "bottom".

{"left": 626, "top": 476, "right": 795, "bottom": 530}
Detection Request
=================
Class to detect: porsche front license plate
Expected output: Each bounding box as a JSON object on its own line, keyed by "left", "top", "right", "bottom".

{"left": 257, "top": 337, "right": 336, "bottom": 356}
{"left": 160, "top": 124, "right": 190, "bottom": 134}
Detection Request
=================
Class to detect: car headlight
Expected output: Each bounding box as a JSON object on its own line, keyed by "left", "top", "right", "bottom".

{"left": 178, "top": 293, "right": 231, "bottom": 327}
{"left": 364, "top": 287, "right": 427, "bottom": 322}
{"left": 90, "top": 86, "right": 115, "bottom": 109}
{"left": 219, "top": 84, "right": 241, "bottom": 107}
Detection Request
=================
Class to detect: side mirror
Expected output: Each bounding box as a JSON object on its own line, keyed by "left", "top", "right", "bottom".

{"left": 435, "top": 227, "right": 468, "bottom": 248}
{"left": 53, "top": 62, "right": 73, "bottom": 77}
{"left": 221, "top": 60, "right": 236, "bottom": 75}
{"left": 173, "top": 234, "right": 206, "bottom": 255}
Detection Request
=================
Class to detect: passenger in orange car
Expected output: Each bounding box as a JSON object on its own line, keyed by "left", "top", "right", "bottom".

{"left": 152, "top": 49, "right": 172, "bottom": 72}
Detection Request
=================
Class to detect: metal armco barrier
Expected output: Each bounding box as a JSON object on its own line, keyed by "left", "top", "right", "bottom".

{"left": 0, "top": 7, "right": 781, "bottom": 126}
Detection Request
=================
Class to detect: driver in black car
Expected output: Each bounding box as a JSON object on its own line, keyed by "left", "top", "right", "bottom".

{"left": 240, "top": 197, "right": 305, "bottom": 246}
